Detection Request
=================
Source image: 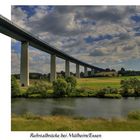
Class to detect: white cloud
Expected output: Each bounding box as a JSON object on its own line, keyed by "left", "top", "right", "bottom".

{"left": 11, "top": 6, "right": 140, "bottom": 72}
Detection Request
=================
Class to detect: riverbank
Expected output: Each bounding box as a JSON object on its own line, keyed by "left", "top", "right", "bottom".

{"left": 12, "top": 76, "right": 140, "bottom": 99}
{"left": 12, "top": 112, "right": 140, "bottom": 131}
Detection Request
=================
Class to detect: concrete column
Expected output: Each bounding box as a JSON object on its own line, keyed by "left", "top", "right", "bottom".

{"left": 65, "top": 60, "right": 70, "bottom": 77}
{"left": 50, "top": 54, "right": 56, "bottom": 82}
{"left": 84, "top": 66, "right": 88, "bottom": 77}
{"left": 76, "top": 63, "right": 80, "bottom": 78}
{"left": 20, "top": 41, "right": 29, "bottom": 86}
{"left": 91, "top": 68, "right": 94, "bottom": 76}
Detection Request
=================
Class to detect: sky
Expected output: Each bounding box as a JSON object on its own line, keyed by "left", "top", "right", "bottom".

{"left": 11, "top": 6, "right": 140, "bottom": 74}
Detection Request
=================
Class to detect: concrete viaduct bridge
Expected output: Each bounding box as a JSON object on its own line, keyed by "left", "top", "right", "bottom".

{"left": 0, "top": 15, "right": 105, "bottom": 86}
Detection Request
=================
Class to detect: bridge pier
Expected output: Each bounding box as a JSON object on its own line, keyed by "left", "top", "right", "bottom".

{"left": 20, "top": 41, "right": 29, "bottom": 86}
{"left": 84, "top": 66, "right": 88, "bottom": 77}
{"left": 91, "top": 68, "right": 94, "bottom": 76}
{"left": 76, "top": 64, "right": 80, "bottom": 78}
{"left": 0, "top": 16, "right": 105, "bottom": 84}
{"left": 65, "top": 60, "right": 70, "bottom": 77}
{"left": 50, "top": 54, "right": 56, "bottom": 82}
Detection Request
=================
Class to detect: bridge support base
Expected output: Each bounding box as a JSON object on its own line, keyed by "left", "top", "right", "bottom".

{"left": 20, "top": 41, "right": 29, "bottom": 87}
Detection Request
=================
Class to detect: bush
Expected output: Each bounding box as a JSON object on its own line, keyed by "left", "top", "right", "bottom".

{"left": 131, "top": 78, "right": 140, "bottom": 96}
{"left": 65, "top": 76, "right": 77, "bottom": 95}
{"left": 86, "top": 89, "right": 96, "bottom": 97}
{"left": 128, "top": 111, "right": 140, "bottom": 120}
{"left": 69, "top": 88, "right": 96, "bottom": 97}
{"left": 26, "top": 81, "right": 52, "bottom": 98}
{"left": 74, "top": 88, "right": 86, "bottom": 97}
{"left": 120, "top": 79, "right": 130, "bottom": 96}
{"left": 52, "top": 76, "right": 77, "bottom": 97}
{"left": 65, "top": 76, "right": 77, "bottom": 89}
{"left": 96, "top": 89, "right": 106, "bottom": 97}
{"left": 11, "top": 76, "right": 20, "bottom": 97}
{"left": 96, "top": 87, "right": 119, "bottom": 98}
{"left": 120, "top": 78, "right": 140, "bottom": 97}
{"left": 53, "top": 78, "right": 68, "bottom": 97}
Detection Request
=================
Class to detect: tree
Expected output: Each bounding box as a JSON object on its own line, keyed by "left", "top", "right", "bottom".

{"left": 120, "top": 79, "right": 130, "bottom": 96}
{"left": 11, "top": 76, "right": 20, "bottom": 97}
{"left": 120, "top": 78, "right": 140, "bottom": 97}
{"left": 105, "top": 68, "right": 111, "bottom": 72}
{"left": 52, "top": 76, "right": 77, "bottom": 97}
{"left": 129, "top": 78, "right": 140, "bottom": 96}
{"left": 65, "top": 76, "right": 77, "bottom": 89}
{"left": 65, "top": 76, "right": 77, "bottom": 94}
{"left": 53, "top": 78, "right": 68, "bottom": 97}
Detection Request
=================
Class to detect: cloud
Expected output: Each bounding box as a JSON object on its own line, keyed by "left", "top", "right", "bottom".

{"left": 11, "top": 6, "right": 140, "bottom": 72}
{"left": 89, "top": 49, "right": 107, "bottom": 56}
{"left": 122, "top": 46, "right": 134, "bottom": 51}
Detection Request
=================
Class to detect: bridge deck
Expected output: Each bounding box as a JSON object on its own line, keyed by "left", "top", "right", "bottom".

{"left": 0, "top": 15, "right": 104, "bottom": 71}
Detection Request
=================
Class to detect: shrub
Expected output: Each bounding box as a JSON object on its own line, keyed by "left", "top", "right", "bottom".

{"left": 96, "top": 89, "right": 106, "bottom": 97}
{"left": 52, "top": 77, "right": 77, "bottom": 97}
{"left": 69, "top": 88, "right": 96, "bottom": 97}
{"left": 26, "top": 81, "right": 51, "bottom": 98}
{"left": 65, "top": 76, "right": 77, "bottom": 89}
{"left": 120, "top": 78, "right": 140, "bottom": 97}
{"left": 47, "top": 89, "right": 54, "bottom": 94}
{"left": 46, "top": 89, "right": 54, "bottom": 97}
{"left": 75, "top": 88, "right": 86, "bottom": 96}
{"left": 11, "top": 76, "right": 20, "bottom": 97}
{"left": 86, "top": 89, "right": 96, "bottom": 97}
{"left": 96, "top": 87, "right": 119, "bottom": 98}
{"left": 53, "top": 78, "right": 68, "bottom": 97}
{"left": 130, "top": 78, "right": 140, "bottom": 96}
{"left": 65, "top": 76, "right": 77, "bottom": 95}
{"left": 128, "top": 111, "right": 140, "bottom": 120}
{"left": 120, "top": 79, "right": 130, "bottom": 96}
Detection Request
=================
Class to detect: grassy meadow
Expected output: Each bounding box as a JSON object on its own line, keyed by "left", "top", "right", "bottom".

{"left": 19, "top": 76, "right": 140, "bottom": 92}
{"left": 77, "top": 76, "right": 140, "bottom": 90}
{"left": 12, "top": 114, "right": 140, "bottom": 131}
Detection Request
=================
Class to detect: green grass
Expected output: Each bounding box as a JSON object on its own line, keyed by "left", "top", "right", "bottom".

{"left": 77, "top": 76, "right": 140, "bottom": 90}
{"left": 12, "top": 114, "right": 140, "bottom": 131}
{"left": 18, "top": 76, "right": 140, "bottom": 91}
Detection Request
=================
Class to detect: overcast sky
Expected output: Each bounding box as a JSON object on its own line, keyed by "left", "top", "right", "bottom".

{"left": 11, "top": 6, "right": 140, "bottom": 74}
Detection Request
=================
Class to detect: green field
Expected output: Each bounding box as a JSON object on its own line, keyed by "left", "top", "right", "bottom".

{"left": 12, "top": 115, "right": 140, "bottom": 131}
{"left": 77, "top": 76, "right": 140, "bottom": 90}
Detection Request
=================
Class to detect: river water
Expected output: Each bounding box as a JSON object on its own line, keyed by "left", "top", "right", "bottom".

{"left": 11, "top": 97, "right": 140, "bottom": 119}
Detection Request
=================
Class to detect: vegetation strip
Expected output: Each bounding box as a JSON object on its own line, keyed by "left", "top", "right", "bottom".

{"left": 12, "top": 111, "right": 140, "bottom": 131}
{"left": 12, "top": 76, "right": 140, "bottom": 98}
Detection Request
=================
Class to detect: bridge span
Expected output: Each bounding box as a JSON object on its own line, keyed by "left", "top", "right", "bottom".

{"left": 0, "top": 15, "right": 105, "bottom": 86}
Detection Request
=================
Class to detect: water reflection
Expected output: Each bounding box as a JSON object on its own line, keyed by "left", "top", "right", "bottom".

{"left": 51, "top": 107, "right": 75, "bottom": 116}
{"left": 11, "top": 97, "right": 140, "bottom": 118}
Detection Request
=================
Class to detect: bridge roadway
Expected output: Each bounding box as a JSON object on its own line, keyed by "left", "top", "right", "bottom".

{"left": 0, "top": 15, "right": 105, "bottom": 86}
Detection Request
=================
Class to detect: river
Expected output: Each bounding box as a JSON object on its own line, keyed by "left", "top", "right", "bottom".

{"left": 11, "top": 97, "right": 140, "bottom": 119}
